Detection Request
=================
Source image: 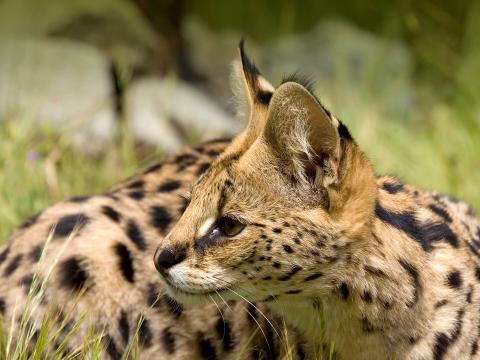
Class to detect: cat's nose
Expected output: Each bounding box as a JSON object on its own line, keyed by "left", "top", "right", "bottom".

{"left": 154, "top": 246, "right": 187, "bottom": 272}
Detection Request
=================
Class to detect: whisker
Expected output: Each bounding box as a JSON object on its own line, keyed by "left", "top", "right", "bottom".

{"left": 226, "top": 288, "right": 270, "bottom": 350}
{"left": 208, "top": 275, "right": 282, "bottom": 341}
{"left": 215, "top": 289, "right": 232, "bottom": 311}
{"left": 209, "top": 294, "right": 227, "bottom": 344}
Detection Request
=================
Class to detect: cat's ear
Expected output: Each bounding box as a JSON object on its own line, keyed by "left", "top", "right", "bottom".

{"left": 263, "top": 81, "right": 353, "bottom": 189}
{"left": 230, "top": 40, "right": 275, "bottom": 141}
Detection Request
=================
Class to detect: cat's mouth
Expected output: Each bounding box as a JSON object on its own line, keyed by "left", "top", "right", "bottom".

{"left": 162, "top": 278, "right": 235, "bottom": 303}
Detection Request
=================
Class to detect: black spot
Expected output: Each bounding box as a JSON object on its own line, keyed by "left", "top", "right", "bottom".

{"left": 272, "top": 227, "right": 282, "bottom": 234}
{"left": 435, "top": 299, "right": 449, "bottom": 308}
{"left": 433, "top": 309, "right": 465, "bottom": 360}
{"left": 163, "top": 295, "right": 183, "bottom": 318}
{"left": 361, "top": 317, "right": 376, "bottom": 333}
{"left": 283, "top": 244, "right": 294, "bottom": 253}
{"left": 361, "top": 290, "right": 373, "bottom": 303}
{"left": 58, "top": 257, "right": 89, "bottom": 292}
{"left": 146, "top": 283, "right": 161, "bottom": 309}
{"left": 272, "top": 262, "right": 281, "bottom": 269}
{"left": 104, "top": 335, "right": 121, "bottom": 360}
{"left": 338, "top": 121, "right": 353, "bottom": 141}
{"left": 179, "top": 196, "right": 191, "bottom": 213}
{"left": 20, "top": 212, "right": 40, "bottom": 229}
{"left": 450, "top": 309, "right": 465, "bottom": 343}
{"left": 472, "top": 341, "right": 479, "bottom": 356}
{"left": 285, "top": 289, "right": 301, "bottom": 294}
{"left": 150, "top": 206, "right": 172, "bottom": 234}
{"left": 127, "top": 180, "right": 144, "bottom": 189}
{"left": 114, "top": 243, "right": 134, "bottom": 283}
{"left": 198, "top": 333, "right": 217, "bottom": 360}
{"left": 376, "top": 203, "right": 429, "bottom": 248}
{"left": 3, "top": 254, "right": 23, "bottom": 277}
{"left": 53, "top": 214, "right": 89, "bottom": 238}
{"left": 206, "top": 150, "right": 221, "bottom": 157}
{"left": 423, "top": 222, "right": 459, "bottom": 248}
{"left": 128, "top": 190, "right": 145, "bottom": 200}
{"left": 215, "top": 316, "right": 234, "bottom": 352}
{"left": 29, "top": 245, "right": 42, "bottom": 263}
{"left": 126, "top": 220, "right": 147, "bottom": 251}
{"left": 143, "top": 163, "right": 162, "bottom": 174}
{"left": 197, "top": 163, "right": 211, "bottom": 176}
{"left": 246, "top": 303, "right": 257, "bottom": 322}
{"left": 399, "top": 259, "right": 420, "bottom": 306}
{"left": 446, "top": 271, "right": 462, "bottom": 289}
{"left": 375, "top": 202, "right": 458, "bottom": 251}
{"left": 204, "top": 137, "right": 232, "bottom": 145}
{"left": 304, "top": 273, "right": 323, "bottom": 281}
{"left": 364, "top": 265, "right": 386, "bottom": 278}
{"left": 0, "top": 246, "right": 10, "bottom": 266}
{"left": 175, "top": 153, "right": 198, "bottom": 170}
{"left": 429, "top": 204, "right": 452, "bottom": 223}
{"left": 467, "top": 285, "right": 473, "bottom": 303}
{"left": 409, "top": 336, "right": 419, "bottom": 344}
{"left": 118, "top": 311, "right": 129, "bottom": 344}
{"left": 157, "top": 180, "right": 182, "bottom": 193}
{"left": 138, "top": 317, "right": 153, "bottom": 348}
{"left": 339, "top": 282, "right": 350, "bottom": 300}
{"left": 161, "top": 327, "right": 176, "bottom": 354}
{"left": 382, "top": 182, "right": 404, "bottom": 194}
{"left": 0, "top": 297, "right": 5, "bottom": 314}
{"left": 69, "top": 195, "right": 90, "bottom": 203}
{"left": 261, "top": 321, "right": 277, "bottom": 360}
{"left": 278, "top": 265, "right": 302, "bottom": 281}
{"left": 19, "top": 274, "right": 39, "bottom": 295}
{"left": 101, "top": 206, "right": 121, "bottom": 223}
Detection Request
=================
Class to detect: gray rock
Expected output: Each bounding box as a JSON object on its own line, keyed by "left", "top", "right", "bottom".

{"left": 261, "top": 20, "right": 413, "bottom": 120}
{"left": 0, "top": 37, "right": 116, "bottom": 153}
{"left": 125, "top": 77, "right": 242, "bottom": 151}
{"left": 184, "top": 18, "right": 414, "bottom": 120}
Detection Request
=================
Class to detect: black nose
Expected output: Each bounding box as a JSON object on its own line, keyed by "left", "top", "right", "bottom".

{"left": 154, "top": 246, "right": 186, "bottom": 272}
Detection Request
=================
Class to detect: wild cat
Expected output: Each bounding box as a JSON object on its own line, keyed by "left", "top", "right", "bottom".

{"left": 153, "top": 42, "right": 480, "bottom": 360}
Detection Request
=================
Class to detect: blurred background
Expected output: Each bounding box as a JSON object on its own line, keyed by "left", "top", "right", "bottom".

{"left": 0, "top": 0, "right": 479, "bottom": 238}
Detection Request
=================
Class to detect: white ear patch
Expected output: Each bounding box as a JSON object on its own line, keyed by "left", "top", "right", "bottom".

{"left": 198, "top": 217, "right": 216, "bottom": 237}
{"left": 258, "top": 76, "right": 275, "bottom": 93}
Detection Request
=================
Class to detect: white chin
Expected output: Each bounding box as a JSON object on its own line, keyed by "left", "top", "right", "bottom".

{"left": 164, "top": 285, "right": 238, "bottom": 305}
{"left": 166, "top": 286, "right": 213, "bottom": 305}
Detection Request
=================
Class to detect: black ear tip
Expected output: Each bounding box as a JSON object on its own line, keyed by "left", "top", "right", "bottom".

{"left": 239, "top": 37, "right": 245, "bottom": 51}
{"left": 238, "top": 37, "right": 260, "bottom": 79}
{"left": 238, "top": 37, "right": 247, "bottom": 64}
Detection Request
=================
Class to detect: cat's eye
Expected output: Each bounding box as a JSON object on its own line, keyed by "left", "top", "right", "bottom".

{"left": 217, "top": 216, "right": 245, "bottom": 237}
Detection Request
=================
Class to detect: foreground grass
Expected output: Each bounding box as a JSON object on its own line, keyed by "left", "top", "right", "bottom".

{"left": 0, "top": 93, "right": 478, "bottom": 358}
